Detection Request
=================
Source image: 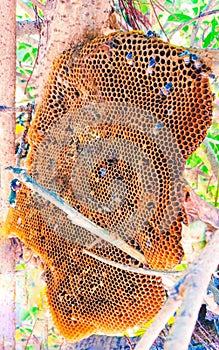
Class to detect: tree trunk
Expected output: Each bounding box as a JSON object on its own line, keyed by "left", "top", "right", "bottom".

{"left": 35, "top": 0, "right": 113, "bottom": 103}
{"left": 0, "top": 0, "right": 16, "bottom": 348}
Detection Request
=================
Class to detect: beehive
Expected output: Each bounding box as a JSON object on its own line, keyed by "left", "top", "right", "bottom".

{"left": 5, "top": 31, "right": 213, "bottom": 340}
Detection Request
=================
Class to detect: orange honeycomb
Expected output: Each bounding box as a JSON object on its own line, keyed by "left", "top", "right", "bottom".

{"left": 5, "top": 31, "right": 213, "bottom": 341}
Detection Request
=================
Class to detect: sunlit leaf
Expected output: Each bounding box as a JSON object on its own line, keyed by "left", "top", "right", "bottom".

{"left": 167, "top": 13, "right": 193, "bottom": 22}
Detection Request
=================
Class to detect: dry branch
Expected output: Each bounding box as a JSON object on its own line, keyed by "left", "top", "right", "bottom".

{"left": 165, "top": 229, "right": 219, "bottom": 349}
{"left": 6, "top": 167, "right": 146, "bottom": 264}
{"left": 16, "top": 20, "right": 40, "bottom": 38}
{"left": 30, "top": 0, "right": 45, "bottom": 12}
{"left": 184, "top": 186, "right": 219, "bottom": 229}
{"left": 83, "top": 248, "right": 182, "bottom": 278}
{"left": 135, "top": 229, "right": 219, "bottom": 350}
{"left": 203, "top": 138, "right": 219, "bottom": 180}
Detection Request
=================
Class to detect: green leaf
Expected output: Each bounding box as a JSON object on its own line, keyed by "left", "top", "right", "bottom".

{"left": 24, "top": 328, "right": 32, "bottom": 333}
{"left": 15, "top": 262, "right": 26, "bottom": 271}
{"left": 23, "top": 52, "right": 31, "bottom": 63}
{"left": 17, "top": 42, "right": 32, "bottom": 49}
{"left": 32, "top": 47, "right": 38, "bottom": 57}
{"left": 167, "top": 13, "right": 193, "bottom": 22}
{"left": 21, "top": 311, "right": 31, "bottom": 321}
{"left": 31, "top": 306, "right": 39, "bottom": 317}
{"left": 203, "top": 32, "right": 212, "bottom": 48}
{"left": 141, "top": 4, "right": 148, "bottom": 14}
{"left": 182, "top": 25, "right": 189, "bottom": 32}
{"left": 193, "top": 7, "right": 199, "bottom": 16}
{"left": 201, "top": 165, "right": 208, "bottom": 174}
{"left": 16, "top": 67, "right": 27, "bottom": 76}
{"left": 186, "top": 153, "right": 202, "bottom": 168}
{"left": 19, "top": 327, "right": 27, "bottom": 334}
{"left": 175, "top": 262, "right": 187, "bottom": 271}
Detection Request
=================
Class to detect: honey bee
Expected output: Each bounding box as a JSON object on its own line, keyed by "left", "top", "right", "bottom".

{"left": 126, "top": 52, "right": 134, "bottom": 65}
{"left": 146, "top": 30, "right": 156, "bottom": 38}
{"left": 159, "top": 82, "right": 173, "bottom": 96}
{"left": 178, "top": 50, "right": 191, "bottom": 65}
{"left": 146, "top": 58, "right": 156, "bottom": 74}
{"left": 190, "top": 54, "right": 201, "bottom": 69}
{"left": 178, "top": 51, "right": 201, "bottom": 68}
{"left": 8, "top": 178, "right": 22, "bottom": 207}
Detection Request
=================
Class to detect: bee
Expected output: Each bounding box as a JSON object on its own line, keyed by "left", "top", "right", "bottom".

{"left": 10, "top": 178, "right": 22, "bottom": 192}
{"left": 146, "top": 58, "right": 156, "bottom": 74}
{"left": 178, "top": 50, "right": 191, "bottom": 65}
{"left": 153, "top": 122, "right": 164, "bottom": 136}
{"left": 155, "top": 122, "right": 164, "bottom": 130}
{"left": 178, "top": 51, "right": 201, "bottom": 68}
{"left": 146, "top": 30, "right": 156, "bottom": 38}
{"left": 126, "top": 52, "right": 134, "bottom": 65}
{"left": 8, "top": 178, "right": 22, "bottom": 207}
{"left": 159, "top": 82, "right": 173, "bottom": 96}
{"left": 100, "top": 168, "right": 107, "bottom": 177}
{"left": 190, "top": 54, "right": 202, "bottom": 69}
{"left": 209, "top": 73, "right": 215, "bottom": 80}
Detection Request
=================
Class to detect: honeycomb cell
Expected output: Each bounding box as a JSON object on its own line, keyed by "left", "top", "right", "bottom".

{"left": 5, "top": 31, "right": 213, "bottom": 341}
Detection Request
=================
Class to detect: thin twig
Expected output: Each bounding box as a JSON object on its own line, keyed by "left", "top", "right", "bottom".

{"left": 0, "top": 105, "right": 32, "bottom": 113}
{"left": 190, "top": 0, "right": 214, "bottom": 47}
{"left": 184, "top": 186, "right": 219, "bottom": 229}
{"left": 149, "top": 0, "right": 169, "bottom": 41}
{"left": 83, "top": 249, "right": 182, "bottom": 277}
{"left": 203, "top": 139, "right": 219, "bottom": 180}
{"left": 124, "top": 335, "right": 135, "bottom": 350}
{"left": 6, "top": 167, "right": 147, "bottom": 264}
{"left": 25, "top": 319, "right": 37, "bottom": 348}
{"left": 30, "top": 0, "right": 45, "bottom": 12}
{"left": 135, "top": 229, "right": 219, "bottom": 350}
{"left": 169, "top": 9, "right": 219, "bottom": 40}
{"left": 16, "top": 20, "right": 40, "bottom": 38}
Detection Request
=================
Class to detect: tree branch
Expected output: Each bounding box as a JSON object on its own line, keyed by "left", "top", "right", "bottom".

{"left": 168, "top": 9, "right": 219, "bottom": 40}
{"left": 165, "top": 229, "right": 219, "bottom": 350}
{"left": 30, "top": 0, "right": 45, "bottom": 12}
{"left": 203, "top": 138, "right": 219, "bottom": 181}
{"left": 184, "top": 186, "right": 219, "bottom": 229}
{"left": 190, "top": 0, "right": 215, "bottom": 47}
{"left": 6, "top": 167, "right": 147, "bottom": 265}
{"left": 135, "top": 229, "right": 219, "bottom": 350}
{"left": 16, "top": 20, "right": 40, "bottom": 38}
{"left": 83, "top": 249, "right": 182, "bottom": 277}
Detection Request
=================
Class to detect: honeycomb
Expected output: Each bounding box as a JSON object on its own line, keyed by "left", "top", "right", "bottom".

{"left": 5, "top": 31, "right": 213, "bottom": 341}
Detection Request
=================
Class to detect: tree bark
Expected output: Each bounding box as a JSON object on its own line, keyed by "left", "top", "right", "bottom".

{"left": 35, "top": 0, "right": 113, "bottom": 104}
{"left": 0, "top": 0, "right": 16, "bottom": 348}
